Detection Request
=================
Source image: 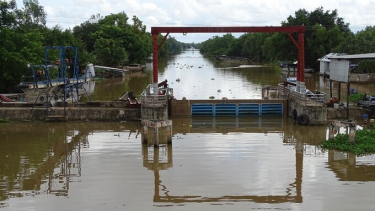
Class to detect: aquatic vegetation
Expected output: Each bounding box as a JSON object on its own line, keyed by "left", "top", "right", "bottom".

{"left": 0, "top": 119, "right": 8, "bottom": 123}
{"left": 349, "top": 92, "right": 364, "bottom": 103}
{"left": 321, "top": 129, "right": 375, "bottom": 155}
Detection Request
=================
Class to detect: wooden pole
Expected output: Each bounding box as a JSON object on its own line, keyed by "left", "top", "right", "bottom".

{"left": 338, "top": 82, "right": 341, "bottom": 102}
{"left": 330, "top": 80, "right": 333, "bottom": 98}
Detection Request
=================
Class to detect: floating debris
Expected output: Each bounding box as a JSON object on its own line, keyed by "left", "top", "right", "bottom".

{"left": 209, "top": 96, "right": 215, "bottom": 99}
{"left": 211, "top": 78, "right": 215, "bottom": 80}
{"left": 217, "top": 89, "right": 222, "bottom": 93}
{"left": 176, "top": 78, "right": 181, "bottom": 82}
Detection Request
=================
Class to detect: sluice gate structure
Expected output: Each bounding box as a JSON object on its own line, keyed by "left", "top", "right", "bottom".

{"left": 146, "top": 25, "right": 329, "bottom": 126}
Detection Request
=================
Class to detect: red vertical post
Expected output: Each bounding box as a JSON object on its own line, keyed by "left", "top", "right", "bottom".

{"left": 298, "top": 32, "right": 305, "bottom": 82}
{"left": 152, "top": 33, "right": 158, "bottom": 84}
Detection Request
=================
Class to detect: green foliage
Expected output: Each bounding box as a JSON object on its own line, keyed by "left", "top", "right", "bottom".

{"left": 200, "top": 6, "right": 351, "bottom": 67}
{"left": 349, "top": 92, "right": 364, "bottom": 102}
{"left": 321, "top": 129, "right": 375, "bottom": 155}
{"left": 0, "top": 119, "right": 9, "bottom": 123}
{"left": 200, "top": 34, "right": 236, "bottom": 57}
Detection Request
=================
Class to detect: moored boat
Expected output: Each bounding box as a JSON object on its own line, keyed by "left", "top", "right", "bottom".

{"left": 124, "top": 64, "right": 145, "bottom": 71}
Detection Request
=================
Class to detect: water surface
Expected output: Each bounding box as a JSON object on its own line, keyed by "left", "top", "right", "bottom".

{"left": 1, "top": 50, "right": 375, "bottom": 210}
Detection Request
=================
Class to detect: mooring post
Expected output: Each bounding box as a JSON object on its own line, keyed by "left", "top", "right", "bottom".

{"left": 328, "top": 123, "right": 336, "bottom": 141}
{"left": 142, "top": 125, "right": 148, "bottom": 144}
{"left": 166, "top": 125, "right": 172, "bottom": 145}
{"left": 348, "top": 152, "right": 356, "bottom": 165}
{"left": 348, "top": 121, "right": 356, "bottom": 143}
{"left": 153, "top": 127, "right": 159, "bottom": 148}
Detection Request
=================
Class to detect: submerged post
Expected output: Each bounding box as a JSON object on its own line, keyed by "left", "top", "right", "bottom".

{"left": 142, "top": 120, "right": 173, "bottom": 147}
{"left": 153, "top": 128, "right": 159, "bottom": 148}
{"left": 142, "top": 125, "right": 148, "bottom": 144}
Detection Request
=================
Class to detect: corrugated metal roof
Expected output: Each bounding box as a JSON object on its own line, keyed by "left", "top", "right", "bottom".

{"left": 327, "top": 53, "right": 375, "bottom": 60}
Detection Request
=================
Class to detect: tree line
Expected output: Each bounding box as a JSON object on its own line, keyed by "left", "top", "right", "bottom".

{"left": 0, "top": 0, "right": 186, "bottom": 93}
{"left": 199, "top": 7, "right": 375, "bottom": 71}
{"left": 2, "top": 2, "right": 375, "bottom": 93}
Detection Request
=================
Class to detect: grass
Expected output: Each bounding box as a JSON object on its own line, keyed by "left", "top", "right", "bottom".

{"left": 0, "top": 119, "right": 8, "bottom": 123}
{"left": 321, "top": 129, "right": 375, "bottom": 155}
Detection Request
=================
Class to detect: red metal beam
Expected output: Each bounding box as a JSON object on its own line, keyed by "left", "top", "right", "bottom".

{"left": 158, "top": 33, "right": 169, "bottom": 49}
{"left": 152, "top": 34, "right": 158, "bottom": 84}
{"left": 152, "top": 26, "right": 305, "bottom": 34}
{"left": 298, "top": 32, "right": 305, "bottom": 82}
{"left": 287, "top": 33, "right": 299, "bottom": 50}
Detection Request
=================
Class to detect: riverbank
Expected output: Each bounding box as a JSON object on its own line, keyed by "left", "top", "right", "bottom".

{"left": 0, "top": 101, "right": 141, "bottom": 122}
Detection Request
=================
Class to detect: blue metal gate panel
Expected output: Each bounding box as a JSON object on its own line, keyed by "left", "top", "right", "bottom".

{"left": 261, "top": 103, "right": 283, "bottom": 115}
{"left": 191, "top": 104, "right": 214, "bottom": 116}
{"left": 215, "top": 103, "right": 237, "bottom": 116}
{"left": 191, "top": 103, "right": 283, "bottom": 116}
{"left": 238, "top": 103, "right": 260, "bottom": 115}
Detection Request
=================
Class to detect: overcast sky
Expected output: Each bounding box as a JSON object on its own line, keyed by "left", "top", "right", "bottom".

{"left": 15, "top": 0, "right": 375, "bottom": 43}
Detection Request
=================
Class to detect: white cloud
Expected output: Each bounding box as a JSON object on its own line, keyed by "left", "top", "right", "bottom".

{"left": 15, "top": 0, "right": 375, "bottom": 42}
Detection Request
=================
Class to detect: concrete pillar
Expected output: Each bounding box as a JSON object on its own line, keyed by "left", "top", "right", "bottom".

{"left": 153, "top": 127, "right": 159, "bottom": 148}
{"left": 349, "top": 122, "right": 356, "bottom": 143}
{"left": 166, "top": 125, "right": 172, "bottom": 145}
{"left": 296, "top": 81, "right": 301, "bottom": 93}
{"left": 142, "top": 126, "right": 148, "bottom": 144}
{"left": 152, "top": 83, "right": 158, "bottom": 96}
{"left": 328, "top": 124, "right": 336, "bottom": 141}
{"left": 299, "top": 82, "right": 306, "bottom": 95}
{"left": 348, "top": 152, "right": 356, "bottom": 165}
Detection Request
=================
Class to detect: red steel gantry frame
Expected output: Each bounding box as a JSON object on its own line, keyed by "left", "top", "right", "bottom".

{"left": 151, "top": 26, "right": 306, "bottom": 89}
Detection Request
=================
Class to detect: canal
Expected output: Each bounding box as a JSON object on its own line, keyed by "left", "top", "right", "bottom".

{"left": 1, "top": 49, "right": 375, "bottom": 210}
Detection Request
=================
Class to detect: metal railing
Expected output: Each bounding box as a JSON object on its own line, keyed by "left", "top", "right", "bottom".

{"left": 277, "top": 83, "right": 327, "bottom": 104}
{"left": 141, "top": 84, "right": 173, "bottom": 107}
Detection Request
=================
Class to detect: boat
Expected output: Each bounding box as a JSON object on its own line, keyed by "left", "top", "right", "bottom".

{"left": 284, "top": 77, "right": 325, "bottom": 102}
{"left": 18, "top": 63, "right": 96, "bottom": 104}
{"left": 93, "top": 65, "right": 127, "bottom": 78}
{"left": 17, "top": 46, "right": 95, "bottom": 105}
{"left": 124, "top": 64, "right": 145, "bottom": 71}
{"left": 357, "top": 95, "right": 375, "bottom": 112}
{"left": 279, "top": 62, "right": 315, "bottom": 73}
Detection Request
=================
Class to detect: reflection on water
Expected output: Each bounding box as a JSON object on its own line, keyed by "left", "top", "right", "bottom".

{"left": 1, "top": 119, "right": 375, "bottom": 210}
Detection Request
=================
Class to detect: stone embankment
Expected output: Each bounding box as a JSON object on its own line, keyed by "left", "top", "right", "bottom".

{"left": 0, "top": 101, "right": 141, "bottom": 121}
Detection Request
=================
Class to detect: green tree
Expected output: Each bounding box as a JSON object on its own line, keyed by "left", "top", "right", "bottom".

{"left": 73, "top": 14, "right": 101, "bottom": 52}
{"left": 19, "top": 0, "right": 46, "bottom": 28}
{"left": 279, "top": 7, "right": 350, "bottom": 66}
{"left": 0, "top": 0, "right": 44, "bottom": 93}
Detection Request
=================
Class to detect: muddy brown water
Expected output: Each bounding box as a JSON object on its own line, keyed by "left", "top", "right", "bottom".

{"left": 2, "top": 50, "right": 375, "bottom": 210}
{"left": 1, "top": 118, "right": 375, "bottom": 210}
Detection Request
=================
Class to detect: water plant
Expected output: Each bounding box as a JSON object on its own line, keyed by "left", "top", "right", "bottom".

{"left": 321, "top": 129, "right": 375, "bottom": 155}
{"left": 348, "top": 92, "right": 364, "bottom": 103}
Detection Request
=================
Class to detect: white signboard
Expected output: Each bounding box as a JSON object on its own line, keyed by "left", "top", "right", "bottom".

{"left": 329, "top": 59, "right": 350, "bottom": 82}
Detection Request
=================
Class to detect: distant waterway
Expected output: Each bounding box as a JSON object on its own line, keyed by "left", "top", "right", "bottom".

{"left": 88, "top": 49, "right": 375, "bottom": 101}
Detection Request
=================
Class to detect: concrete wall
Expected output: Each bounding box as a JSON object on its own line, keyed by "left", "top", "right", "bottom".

{"left": 288, "top": 98, "right": 327, "bottom": 126}
{"left": 327, "top": 107, "right": 373, "bottom": 119}
{"left": 141, "top": 106, "right": 168, "bottom": 121}
{"left": 0, "top": 107, "right": 141, "bottom": 121}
